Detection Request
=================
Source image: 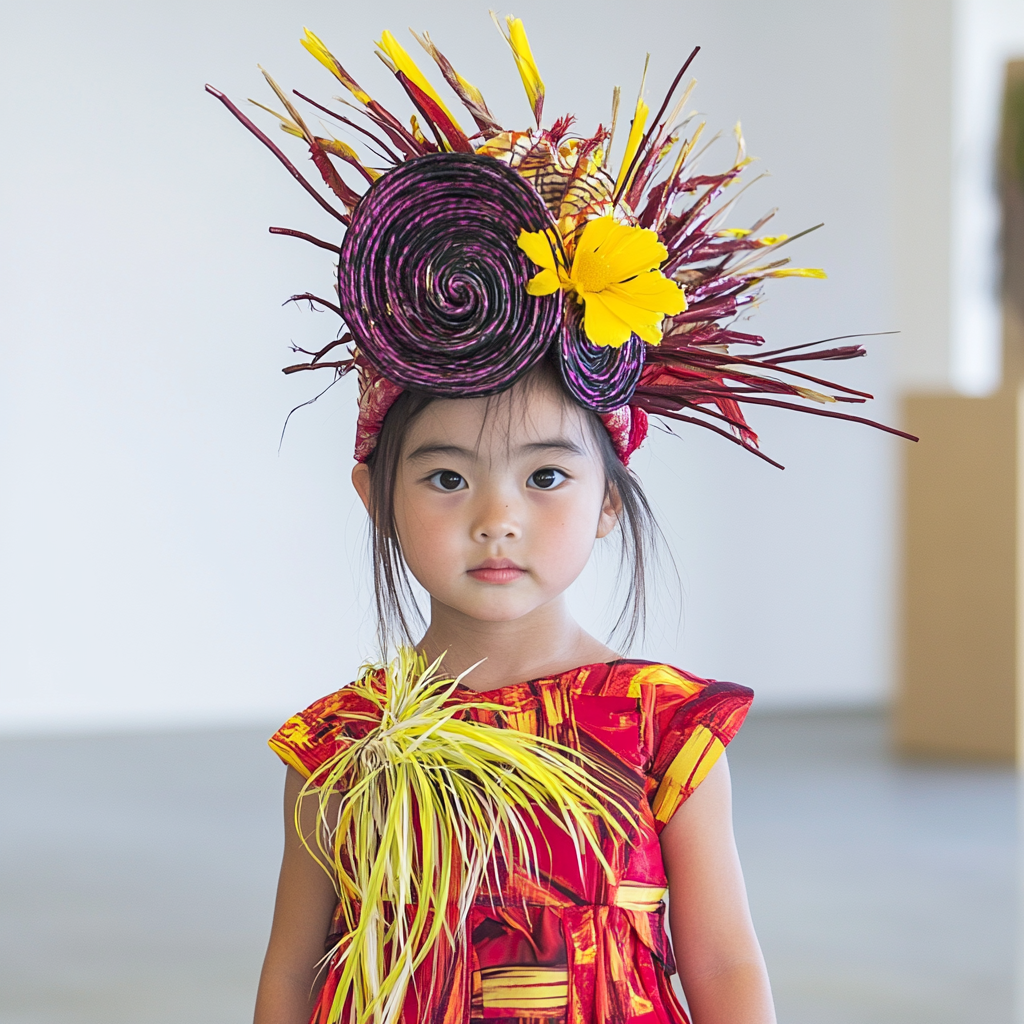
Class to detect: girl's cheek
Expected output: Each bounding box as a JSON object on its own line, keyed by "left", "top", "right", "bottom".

{"left": 404, "top": 501, "right": 465, "bottom": 562}
{"left": 534, "top": 497, "right": 598, "bottom": 557}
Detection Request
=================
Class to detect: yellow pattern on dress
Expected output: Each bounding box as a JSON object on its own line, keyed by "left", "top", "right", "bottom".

{"left": 652, "top": 724, "right": 726, "bottom": 823}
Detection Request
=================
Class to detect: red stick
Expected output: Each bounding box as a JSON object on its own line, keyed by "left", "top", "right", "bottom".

{"left": 205, "top": 85, "right": 349, "bottom": 225}
{"left": 269, "top": 227, "right": 342, "bottom": 254}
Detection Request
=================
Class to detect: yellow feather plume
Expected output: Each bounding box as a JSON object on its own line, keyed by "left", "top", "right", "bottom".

{"left": 301, "top": 28, "right": 372, "bottom": 105}
{"left": 615, "top": 57, "right": 651, "bottom": 195}
{"left": 376, "top": 29, "right": 463, "bottom": 132}
{"left": 492, "top": 13, "right": 545, "bottom": 125}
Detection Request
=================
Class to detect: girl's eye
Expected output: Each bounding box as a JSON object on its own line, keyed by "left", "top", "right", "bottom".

{"left": 428, "top": 470, "right": 467, "bottom": 491}
{"left": 527, "top": 467, "right": 567, "bottom": 490}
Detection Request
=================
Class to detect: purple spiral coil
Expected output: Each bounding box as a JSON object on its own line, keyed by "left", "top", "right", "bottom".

{"left": 558, "top": 308, "right": 647, "bottom": 413}
{"left": 338, "top": 153, "right": 563, "bottom": 397}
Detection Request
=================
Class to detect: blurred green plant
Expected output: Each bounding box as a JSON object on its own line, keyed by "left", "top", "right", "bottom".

{"left": 1002, "top": 65, "right": 1024, "bottom": 192}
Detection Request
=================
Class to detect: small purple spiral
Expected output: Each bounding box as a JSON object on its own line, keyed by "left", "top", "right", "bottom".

{"left": 558, "top": 308, "right": 646, "bottom": 413}
{"left": 338, "top": 153, "right": 562, "bottom": 397}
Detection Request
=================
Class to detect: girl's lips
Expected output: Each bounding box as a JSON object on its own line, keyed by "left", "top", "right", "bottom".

{"left": 466, "top": 561, "right": 526, "bottom": 584}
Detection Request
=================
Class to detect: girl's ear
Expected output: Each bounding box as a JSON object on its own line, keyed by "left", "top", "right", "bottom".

{"left": 596, "top": 483, "right": 623, "bottom": 539}
{"left": 351, "top": 462, "right": 372, "bottom": 513}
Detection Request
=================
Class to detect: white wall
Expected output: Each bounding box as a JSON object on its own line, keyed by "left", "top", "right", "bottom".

{"left": 1, "top": 0, "right": 908, "bottom": 730}
{"left": 893, "top": 0, "right": 1024, "bottom": 395}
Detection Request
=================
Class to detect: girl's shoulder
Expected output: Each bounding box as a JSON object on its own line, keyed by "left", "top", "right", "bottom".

{"left": 607, "top": 660, "right": 753, "bottom": 827}
{"left": 268, "top": 680, "right": 380, "bottom": 780}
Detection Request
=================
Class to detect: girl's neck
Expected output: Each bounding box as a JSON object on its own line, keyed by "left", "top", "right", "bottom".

{"left": 417, "top": 594, "right": 620, "bottom": 693}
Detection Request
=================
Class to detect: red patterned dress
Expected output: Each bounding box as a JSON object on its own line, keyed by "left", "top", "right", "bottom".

{"left": 270, "top": 660, "right": 752, "bottom": 1024}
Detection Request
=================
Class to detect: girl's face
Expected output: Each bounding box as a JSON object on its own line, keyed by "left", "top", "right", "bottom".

{"left": 388, "top": 381, "right": 619, "bottom": 626}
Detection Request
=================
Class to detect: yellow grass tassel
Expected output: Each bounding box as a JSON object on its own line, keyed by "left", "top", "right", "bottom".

{"left": 297, "top": 648, "right": 631, "bottom": 1024}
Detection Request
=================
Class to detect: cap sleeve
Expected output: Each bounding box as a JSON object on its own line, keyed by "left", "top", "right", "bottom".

{"left": 268, "top": 681, "right": 382, "bottom": 782}
{"left": 633, "top": 663, "right": 753, "bottom": 831}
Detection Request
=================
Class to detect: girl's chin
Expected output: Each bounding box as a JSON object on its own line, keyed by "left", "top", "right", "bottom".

{"left": 444, "top": 595, "right": 550, "bottom": 624}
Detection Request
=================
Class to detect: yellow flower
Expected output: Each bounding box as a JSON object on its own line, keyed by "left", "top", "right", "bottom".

{"left": 518, "top": 217, "right": 687, "bottom": 348}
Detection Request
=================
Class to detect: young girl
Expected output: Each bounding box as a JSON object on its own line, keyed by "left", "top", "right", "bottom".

{"left": 209, "top": 17, "right": 908, "bottom": 1024}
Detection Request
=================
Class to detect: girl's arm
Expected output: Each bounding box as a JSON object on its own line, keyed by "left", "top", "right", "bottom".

{"left": 660, "top": 755, "right": 776, "bottom": 1024}
{"left": 254, "top": 767, "right": 339, "bottom": 1024}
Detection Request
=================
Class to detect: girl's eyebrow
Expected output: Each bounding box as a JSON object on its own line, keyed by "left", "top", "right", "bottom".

{"left": 407, "top": 437, "right": 586, "bottom": 461}
{"left": 519, "top": 438, "right": 587, "bottom": 456}
{"left": 406, "top": 442, "right": 475, "bottom": 462}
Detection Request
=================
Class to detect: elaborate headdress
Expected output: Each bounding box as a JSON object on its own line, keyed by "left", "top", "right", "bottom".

{"left": 208, "top": 18, "right": 912, "bottom": 468}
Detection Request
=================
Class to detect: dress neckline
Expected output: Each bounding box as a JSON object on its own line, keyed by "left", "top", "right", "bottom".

{"left": 451, "top": 658, "right": 651, "bottom": 696}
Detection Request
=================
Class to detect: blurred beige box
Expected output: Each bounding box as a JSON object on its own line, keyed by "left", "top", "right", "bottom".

{"left": 898, "top": 386, "right": 1021, "bottom": 761}
{"left": 897, "top": 61, "right": 1024, "bottom": 763}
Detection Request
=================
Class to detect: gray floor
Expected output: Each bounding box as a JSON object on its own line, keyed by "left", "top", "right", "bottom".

{"left": 728, "top": 713, "right": 1016, "bottom": 1023}
{"left": 0, "top": 711, "right": 1015, "bottom": 1024}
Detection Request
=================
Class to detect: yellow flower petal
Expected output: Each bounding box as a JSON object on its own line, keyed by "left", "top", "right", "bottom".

{"left": 526, "top": 268, "right": 561, "bottom": 295}
{"left": 605, "top": 271, "right": 686, "bottom": 315}
{"left": 517, "top": 227, "right": 560, "bottom": 272}
{"left": 580, "top": 293, "right": 635, "bottom": 348}
{"left": 596, "top": 289, "right": 665, "bottom": 330}
{"left": 519, "top": 216, "right": 680, "bottom": 344}
{"left": 575, "top": 218, "right": 666, "bottom": 271}
{"left": 598, "top": 222, "right": 661, "bottom": 256}
{"left": 574, "top": 215, "right": 618, "bottom": 256}
{"left": 598, "top": 231, "right": 668, "bottom": 278}
{"left": 633, "top": 321, "right": 664, "bottom": 344}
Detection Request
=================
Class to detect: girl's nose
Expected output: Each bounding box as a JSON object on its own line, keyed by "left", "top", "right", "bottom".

{"left": 472, "top": 494, "right": 522, "bottom": 541}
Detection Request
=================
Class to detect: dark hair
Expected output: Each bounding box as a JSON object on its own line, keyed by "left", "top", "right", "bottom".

{"left": 363, "top": 364, "right": 667, "bottom": 652}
